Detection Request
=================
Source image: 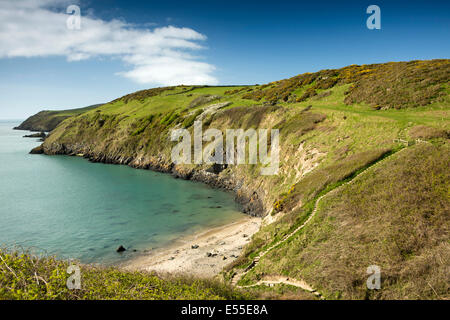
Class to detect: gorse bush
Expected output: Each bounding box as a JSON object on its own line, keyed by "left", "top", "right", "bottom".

{"left": 242, "top": 59, "right": 450, "bottom": 109}
{"left": 111, "top": 86, "right": 176, "bottom": 104}
{"left": 160, "top": 110, "right": 180, "bottom": 126}
{"left": 344, "top": 60, "right": 450, "bottom": 109}
{"left": 296, "top": 87, "right": 318, "bottom": 102}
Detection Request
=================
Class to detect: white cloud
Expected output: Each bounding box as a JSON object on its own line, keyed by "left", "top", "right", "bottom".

{"left": 0, "top": 0, "right": 218, "bottom": 85}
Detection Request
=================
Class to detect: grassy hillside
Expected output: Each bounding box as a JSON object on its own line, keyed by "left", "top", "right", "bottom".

{"left": 18, "top": 59, "right": 450, "bottom": 300}
{"left": 0, "top": 249, "right": 246, "bottom": 300}
{"left": 229, "top": 142, "right": 449, "bottom": 299}
{"left": 14, "top": 104, "right": 102, "bottom": 132}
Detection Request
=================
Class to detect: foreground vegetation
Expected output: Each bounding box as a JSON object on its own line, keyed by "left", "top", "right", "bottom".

{"left": 0, "top": 249, "right": 246, "bottom": 300}
{"left": 10, "top": 59, "right": 450, "bottom": 300}
{"left": 229, "top": 141, "right": 449, "bottom": 299}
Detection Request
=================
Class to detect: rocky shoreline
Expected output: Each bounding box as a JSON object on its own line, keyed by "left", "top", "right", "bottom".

{"left": 34, "top": 142, "right": 266, "bottom": 217}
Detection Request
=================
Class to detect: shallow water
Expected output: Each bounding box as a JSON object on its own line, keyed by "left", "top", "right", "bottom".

{"left": 0, "top": 121, "right": 243, "bottom": 264}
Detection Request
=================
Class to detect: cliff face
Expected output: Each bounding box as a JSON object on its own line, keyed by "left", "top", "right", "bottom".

{"left": 30, "top": 60, "right": 450, "bottom": 299}
{"left": 42, "top": 139, "right": 266, "bottom": 216}
{"left": 41, "top": 104, "right": 327, "bottom": 217}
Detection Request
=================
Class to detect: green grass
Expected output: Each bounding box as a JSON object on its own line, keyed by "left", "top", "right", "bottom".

{"left": 226, "top": 148, "right": 396, "bottom": 274}
{"left": 0, "top": 249, "right": 248, "bottom": 300}
{"left": 95, "top": 85, "right": 257, "bottom": 119}
{"left": 242, "top": 59, "right": 449, "bottom": 109}
{"left": 236, "top": 141, "right": 449, "bottom": 299}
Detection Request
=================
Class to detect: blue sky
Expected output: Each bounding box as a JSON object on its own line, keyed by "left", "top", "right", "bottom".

{"left": 0, "top": 0, "right": 449, "bottom": 119}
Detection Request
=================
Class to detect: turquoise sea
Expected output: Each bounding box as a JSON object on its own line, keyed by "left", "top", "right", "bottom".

{"left": 0, "top": 121, "right": 243, "bottom": 264}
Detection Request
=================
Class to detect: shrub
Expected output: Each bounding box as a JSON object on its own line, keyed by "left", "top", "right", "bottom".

{"left": 131, "top": 127, "right": 145, "bottom": 136}
{"left": 296, "top": 88, "right": 317, "bottom": 102}
{"left": 111, "top": 87, "right": 176, "bottom": 104}
{"left": 241, "top": 59, "right": 450, "bottom": 108}
{"left": 0, "top": 249, "right": 247, "bottom": 300}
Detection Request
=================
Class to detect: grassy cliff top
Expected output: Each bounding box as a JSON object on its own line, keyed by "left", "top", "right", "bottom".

{"left": 14, "top": 104, "right": 102, "bottom": 132}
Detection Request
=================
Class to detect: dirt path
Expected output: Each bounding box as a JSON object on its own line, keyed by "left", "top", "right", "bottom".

{"left": 231, "top": 145, "right": 414, "bottom": 297}
{"left": 238, "top": 276, "right": 324, "bottom": 299}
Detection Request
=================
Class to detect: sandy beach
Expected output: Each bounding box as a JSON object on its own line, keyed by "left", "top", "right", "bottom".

{"left": 123, "top": 216, "right": 261, "bottom": 278}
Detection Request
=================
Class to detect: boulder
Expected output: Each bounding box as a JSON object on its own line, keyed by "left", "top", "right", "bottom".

{"left": 29, "top": 145, "right": 44, "bottom": 154}
{"left": 116, "top": 245, "right": 126, "bottom": 252}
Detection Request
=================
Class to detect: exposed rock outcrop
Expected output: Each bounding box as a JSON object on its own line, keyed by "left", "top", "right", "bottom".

{"left": 40, "top": 141, "right": 266, "bottom": 217}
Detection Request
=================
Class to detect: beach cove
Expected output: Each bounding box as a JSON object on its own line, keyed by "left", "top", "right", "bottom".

{"left": 0, "top": 121, "right": 257, "bottom": 272}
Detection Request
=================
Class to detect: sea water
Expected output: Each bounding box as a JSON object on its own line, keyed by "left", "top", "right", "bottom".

{"left": 0, "top": 121, "right": 243, "bottom": 264}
